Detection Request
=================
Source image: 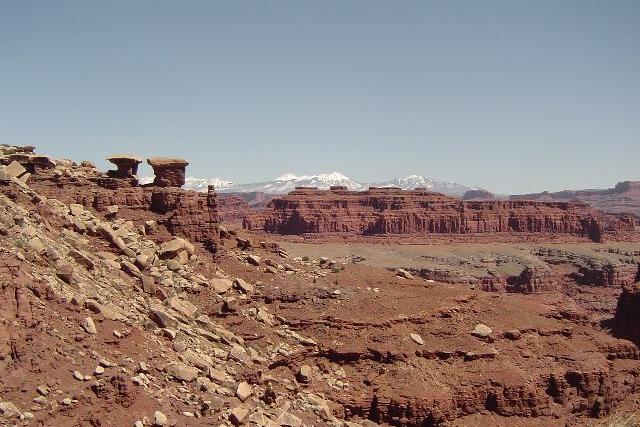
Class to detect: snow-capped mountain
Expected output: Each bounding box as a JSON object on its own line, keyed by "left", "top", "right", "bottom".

{"left": 179, "top": 172, "right": 366, "bottom": 194}
{"left": 143, "top": 172, "right": 477, "bottom": 196}
{"left": 370, "top": 175, "right": 477, "bottom": 196}
{"left": 183, "top": 177, "right": 235, "bottom": 192}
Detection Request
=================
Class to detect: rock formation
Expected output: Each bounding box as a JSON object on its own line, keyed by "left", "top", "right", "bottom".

{"left": 511, "top": 181, "right": 640, "bottom": 218}
{"left": 106, "top": 154, "right": 142, "bottom": 178}
{"left": 508, "top": 266, "right": 557, "bottom": 293}
{"left": 613, "top": 281, "right": 640, "bottom": 345}
{"left": 0, "top": 143, "right": 639, "bottom": 426}
{"left": 218, "top": 195, "right": 251, "bottom": 224}
{"left": 147, "top": 157, "right": 189, "bottom": 188}
{"left": 26, "top": 152, "right": 218, "bottom": 249}
{"left": 462, "top": 189, "right": 495, "bottom": 200}
{"left": 245, "top": 187, "right": 612, "bottom": 242}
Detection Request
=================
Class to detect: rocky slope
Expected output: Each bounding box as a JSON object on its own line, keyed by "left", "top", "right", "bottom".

{"left": 243, "top": 187, "right": 619, "bottom": 242}
{"left": 0, "top": 145, "right": 639, "bottom": 426}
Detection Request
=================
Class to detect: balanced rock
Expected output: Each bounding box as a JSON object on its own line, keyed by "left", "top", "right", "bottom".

{"left": 106, "top": 154, "right": 141, "bottom": 178}
{"left": 147, "top": 157, "right": 189, "bottom": 188}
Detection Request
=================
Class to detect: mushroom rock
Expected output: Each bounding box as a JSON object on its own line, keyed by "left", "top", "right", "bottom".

{"left": 106, "top": 154, "right": 142, "bottom": 178}
{"left": 147, "top": 157, "right": 189, "bottom": 188}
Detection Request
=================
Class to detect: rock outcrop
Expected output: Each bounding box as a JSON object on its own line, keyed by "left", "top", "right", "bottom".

{"left": 0, "top": 143, "right": 639, "bottom": 426}
{"left": 218, "top": 195, "right": 251, "bottom": 224}
{"left": 26, "top": 152, "right": 219, "bottom": 248}
{"left": 147, "top": 157, "right": 189, "bottom": 188}
{"left": 106, "top": 154, "right": 142, "bottom": 178}
{"left": 511, "top": 181, "right": 640, "bottom": 218}
{"left": 245, "top": 187, "right": 610, "bottom": 242}
{"left": 507, "top": 266, "right": 557, "bottom": 293}
{"left": 613, "top": 282, "right": 640, "bottom": 345}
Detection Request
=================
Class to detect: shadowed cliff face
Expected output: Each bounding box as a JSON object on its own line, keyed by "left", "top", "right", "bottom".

{"left": 614, "top": 280, "right": 640, "bottom": 345}
{"left": 244, "top": 188, "right": 614, "bottom": 242}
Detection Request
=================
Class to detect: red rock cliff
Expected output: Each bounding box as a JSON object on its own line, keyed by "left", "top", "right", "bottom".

{"left": 244, "top": 187, "right": 607, "bottom": 242}
{"left": 218, "top": 195, "right": 251, "bottom": 224}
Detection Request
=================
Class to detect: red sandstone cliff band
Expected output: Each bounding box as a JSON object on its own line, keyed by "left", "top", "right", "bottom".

{"left": 242, "top": 186, "right": 633, "bottom": 242}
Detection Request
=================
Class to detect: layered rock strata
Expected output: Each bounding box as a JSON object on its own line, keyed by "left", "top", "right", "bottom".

{"left": 218, "top": 195, "right": 251, "bottom": 224}
{"left": 245, "top": 187, "right": 612, "bottom": 242}
{"left": 23, "top": 152, "right": 219, "bottom": 248}
{"left": 147, "top": 157, "right": 189, "bottom": 188}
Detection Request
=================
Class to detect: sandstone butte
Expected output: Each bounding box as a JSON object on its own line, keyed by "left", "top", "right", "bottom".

{"left": 243, "top": 186, "right": 636, "bottom": 242}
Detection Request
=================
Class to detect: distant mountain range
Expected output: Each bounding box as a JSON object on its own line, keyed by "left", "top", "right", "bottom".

{"left": 509, "top": 181, "right": 640, "bottom": 217}
{"left": 140, "top": 172, "right": 479, "bottom": 196}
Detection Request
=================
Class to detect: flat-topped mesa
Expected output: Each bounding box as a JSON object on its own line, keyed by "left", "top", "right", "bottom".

{"left": 147, "top": 157, "right": 189, "bottom": 188}
{"left": 244, "top": 188, "right": 610, "bottom": 242}
{"left": 106, "top": 154, "right": 142, "bottom": 178}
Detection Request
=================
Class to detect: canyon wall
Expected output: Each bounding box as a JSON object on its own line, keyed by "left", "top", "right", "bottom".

{"left": 244, "top": 187, "right": 617, "bottom": 242}
{"left": 218, "top": 195, "right": 251, "bottom": 224}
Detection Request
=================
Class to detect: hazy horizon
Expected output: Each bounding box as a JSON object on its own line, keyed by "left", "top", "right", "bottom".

{"left": 1, "top": 0, "right": 639, "bottom": 194}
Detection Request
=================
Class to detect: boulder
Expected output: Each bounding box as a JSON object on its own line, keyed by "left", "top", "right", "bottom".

{"left": 397, "top": 269, "right": 414, "bottom": 280}
{"left": 164, "top": 362, "right": 198, "bottom": 382}
{"left": 82, "top": 317, "right": 97, "bottom": 334}
{"left": 234, "top": 278, "right": 254, "bottom": 293}
{"left": 236, "top": 382, "right": 253, "bottom": 402}
{"left": 472, "top": 323, "right": 493, "bottom": 338}
{"left": 211, "top": 278, "right": 233, "bottom": 294}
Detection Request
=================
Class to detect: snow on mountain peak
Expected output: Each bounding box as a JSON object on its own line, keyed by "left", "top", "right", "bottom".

{"left": 275, "top": 171, "right": 351, "bottom": 182}
{"left": 275, "top": 173, "right": 299, "bottom": 181}
{"left": 319, "top": 171, "right": 350, "bottom": 181}
{"left": 175, "top": 171, "right": 476, "bottom": 196}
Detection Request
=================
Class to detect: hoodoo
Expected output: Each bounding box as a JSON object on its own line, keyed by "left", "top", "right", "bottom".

{"left": 147, "top": 157, "right": 189, "bottom": 188}
{"left": 106, "top": 154, "right": 142, "bottom": 178}
{"left": 21, "top": 148, "right": 219, "bottom": 248}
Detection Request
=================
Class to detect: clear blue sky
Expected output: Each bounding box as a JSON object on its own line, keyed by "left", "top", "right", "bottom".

{"left": 1, "top": 0, "right": 638, "bottom": 193}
